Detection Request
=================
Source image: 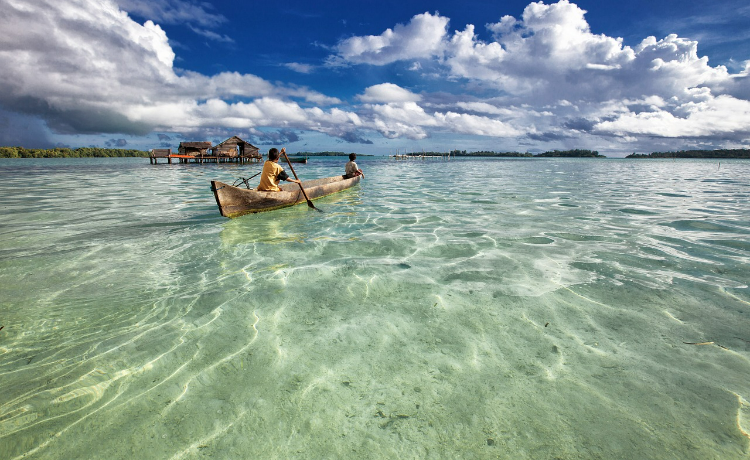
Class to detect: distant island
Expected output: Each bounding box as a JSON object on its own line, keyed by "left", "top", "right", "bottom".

{"left": 626, "top": 149, "right": 750, "bottom": 159}
{"left": 0, "top": 146, "right": 150, "bottom": 158}
{"left": 426, "top": 149, "right": 605, "bottom": 158}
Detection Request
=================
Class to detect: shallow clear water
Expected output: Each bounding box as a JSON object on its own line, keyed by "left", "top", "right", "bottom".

{"left": 1, "top": 157, "right": 749, "bottom": 459}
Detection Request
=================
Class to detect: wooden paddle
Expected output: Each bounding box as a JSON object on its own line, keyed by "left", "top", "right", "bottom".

{"left": 281, "top": 149, "right": 321, "bottom": 212}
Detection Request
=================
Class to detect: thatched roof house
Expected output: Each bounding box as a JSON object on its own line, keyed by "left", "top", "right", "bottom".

{"left": 178, "top": 141, "right": 212, "bottom": 156}
{"left": 150, "top": 148, "right": 171, "bottom": 158}
{"left": 213, "top": 136, "right": 261, "bottom": 159}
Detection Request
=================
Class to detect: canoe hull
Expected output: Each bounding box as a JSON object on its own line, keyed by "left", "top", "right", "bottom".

{"left": 211, "top": 175, "right": 361, "bottom": 217}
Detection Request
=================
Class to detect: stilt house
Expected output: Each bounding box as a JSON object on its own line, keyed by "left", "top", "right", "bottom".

{"left": 213, "top": 136, "right": 261, "bottom": 160}
{"left": 178, "top": 141, "right": 212, "bottom": 156}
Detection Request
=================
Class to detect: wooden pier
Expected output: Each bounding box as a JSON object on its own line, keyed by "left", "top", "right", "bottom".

{"left": 150, "top": 136, "right": 263, "bottom": 165}
{"left": 149, "top": 151, "right": 261, "bottom": 164}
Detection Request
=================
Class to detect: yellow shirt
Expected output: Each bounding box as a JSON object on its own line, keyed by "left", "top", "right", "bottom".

{"left": 257, "top": 160, "right": 285, "bottom": 191}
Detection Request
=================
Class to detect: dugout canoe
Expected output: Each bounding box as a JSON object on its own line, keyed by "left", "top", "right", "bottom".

{"left": 211, "top": 175, "right": 361, "bottom": 217}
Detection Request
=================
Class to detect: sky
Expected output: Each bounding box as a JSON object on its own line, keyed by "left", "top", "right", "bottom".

{"left": 1, "top": 0, "right": 749, "bottom": 157}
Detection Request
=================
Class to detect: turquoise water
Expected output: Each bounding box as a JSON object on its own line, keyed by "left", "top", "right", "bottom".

{"left": 1, "top": 157, "right": 749, "bottom": 459}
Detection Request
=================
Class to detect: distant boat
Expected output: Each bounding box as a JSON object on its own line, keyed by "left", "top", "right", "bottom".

{"left": 286, "top": 156, "right": 308, "bottom": 163}
{"left": 211, "top": 175, "right": 361, "bottom": 217}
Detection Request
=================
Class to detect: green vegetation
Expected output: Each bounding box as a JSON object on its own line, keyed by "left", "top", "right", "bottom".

{"left": 534, "top": 149, "right": 604, "bottom": 158}
{"left": 450, "top": 150, "right": 532, "bottom": 157}
{"left": 626, "top": 149, "right": 750, "bottom": 159}
{"left": 447, "top": 149, "right": 603, "bottom": 158}
{"left": 0, "top": 146, "right": 150, "bottom": 158}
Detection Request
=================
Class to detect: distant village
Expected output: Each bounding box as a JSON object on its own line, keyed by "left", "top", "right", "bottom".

{"left": 150, "top": 136, "right": 261, "bottom": 164}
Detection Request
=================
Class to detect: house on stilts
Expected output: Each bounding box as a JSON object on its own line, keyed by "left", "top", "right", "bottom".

{"left": 150, "top": 136, "right": 263, "bottom": 164}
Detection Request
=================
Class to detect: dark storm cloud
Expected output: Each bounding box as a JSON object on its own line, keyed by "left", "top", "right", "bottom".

{"left": 105, "top": 139, "right": 128, "bottom": 147}
{"left": 526, "top": 131, "right": 573, "bottom": 142}
{"left": 0, "top": 108, "right": 55, "bottom": 148}
{"left": 251, "top": 129, "right": 302, "bottom": 145}
{"left": 563, "top": 118, "right": 598, "bottom": 132}
{"left": 338, "top": 131, "right": 374, "bottom": 144}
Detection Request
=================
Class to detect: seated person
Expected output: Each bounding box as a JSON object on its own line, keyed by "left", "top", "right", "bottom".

{"left": 257, "top": 148, "right": 301, "bottom": 191}
{"left": 344, "top": 153, "right": 365, "bottom": 179}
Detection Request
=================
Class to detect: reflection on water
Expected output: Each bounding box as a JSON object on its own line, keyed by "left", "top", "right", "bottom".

{"left": 1, "top": 157, "right": 749, "bottom": 459}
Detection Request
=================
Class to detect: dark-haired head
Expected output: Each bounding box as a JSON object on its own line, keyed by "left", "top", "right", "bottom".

{"left": 349, "top": 153, "right": 356, "bottom": 161}
{"left": 268, "top": 148, "right": 280, "bottom": 161}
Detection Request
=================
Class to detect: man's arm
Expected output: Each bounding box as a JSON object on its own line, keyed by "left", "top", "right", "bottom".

{"left": 277, "top": 169, "right": 301, "bottom": 184}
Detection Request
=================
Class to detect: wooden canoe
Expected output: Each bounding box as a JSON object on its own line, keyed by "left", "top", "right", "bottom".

{"left": 211, "top": 175, "right": 361, "bottom": 217}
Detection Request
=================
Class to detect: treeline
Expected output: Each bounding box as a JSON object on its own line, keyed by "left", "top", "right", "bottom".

{"left": 534, "top": 149, "right": 604, "bottom": 157}
{"left": 0, "top": 146, "right": 150, "bottom": 158}
{"left": 448, "top": 149, "right": 604, "bottom": 158}
{"left": 626, "top": 149, "right": 750, "bottom": 159}
{"left": 450, "top": 150, "right": 531, "bottom": 157}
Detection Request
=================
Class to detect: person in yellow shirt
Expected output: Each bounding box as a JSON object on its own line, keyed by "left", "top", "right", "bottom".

{"left": 257, "top": 148, "right": 301, "bottom": 191}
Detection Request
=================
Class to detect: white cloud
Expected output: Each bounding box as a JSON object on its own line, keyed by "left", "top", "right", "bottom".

{"left": 333, "top": 12, "right": 449, "bottom": 65}
{"left": 285, "top": 62, "right": 315, "bottom": 74}
{"left": 331, "top": 0, "right": 750, "bottom": 146}
{"left": 434, "top": 112, "right": 521, "bottom": 137}
{"left": 359, "top": 100, "right": 520, "bottom": 140}
{"left": 594, "top": 94, "right": 750, "bottom": 138}
{"left": 0, "top": 0, "right": 347, "bottom": 137}
{"left": 358, "top": 83, "right": 422, "bottom": 103}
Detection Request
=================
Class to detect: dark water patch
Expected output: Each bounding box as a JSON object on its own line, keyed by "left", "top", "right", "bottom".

{"left": 545, "top": 232, "right": 607, "bottom": 242}
{"left": 702, "top": 179, "right": 741, "bottom": 184}
{"left": 687, "top": 208, "right": 725, "bottom": 215}
{"left": 618, "top": 208, "right": 658, "bottom": 215}
{"left": 556, "top": 203, "right": 579, "bottom": 208}
{"left": 662, "top": 220, "right": 748, "bottom": 234}
{"left": 521, "top": 236, "right": 555, "bottom": 245}
{"left": 456, "top": 232, "right": 486, "bottom": 238}
{"left": 657, "top": 193, "right": 691, "bottom": 198}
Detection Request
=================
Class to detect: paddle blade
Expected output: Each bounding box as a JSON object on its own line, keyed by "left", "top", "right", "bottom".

{"left": 307, "top": 200, "right": 323, "bottom": 212}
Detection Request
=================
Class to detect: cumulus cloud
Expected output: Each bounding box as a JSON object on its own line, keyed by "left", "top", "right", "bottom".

{"left": 358, "top": 83, "right": 422, "bottom": 103}
{"left": 331, "top": 12, "right": 449, "bottom": 65}
{"left": 0, "top": 0, "right": 349, "bottom": 139}
{"left": 594, "top": 95, "right": 750, "bottom": 138}
{"left": 331, "top": 0, "right": 750, "bottom": 145}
